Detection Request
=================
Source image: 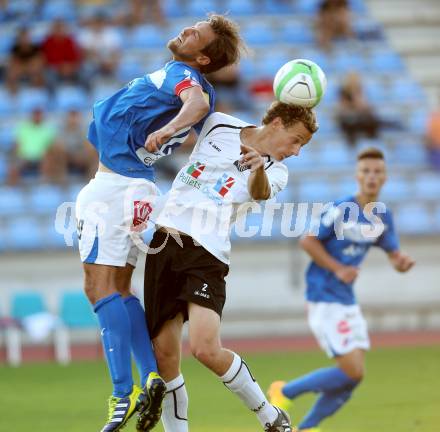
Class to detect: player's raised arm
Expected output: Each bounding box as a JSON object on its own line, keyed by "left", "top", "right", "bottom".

{"left": 240, "top": 144, "right": 271, "bottom": 200}
{"left": 300, "top": 235, "right": 359, "bottom": 284}
{"left": 145, "top": 86, "right": 210, "bottom": 152}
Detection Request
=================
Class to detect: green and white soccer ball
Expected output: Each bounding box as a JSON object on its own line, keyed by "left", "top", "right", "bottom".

{"left": 273, "top": 59, "right": 327, "bottom": 108}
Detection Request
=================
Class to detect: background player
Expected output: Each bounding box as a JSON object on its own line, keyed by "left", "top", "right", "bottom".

{"left": 268, "top": 147, "right": 415, "bottom": 431}
{"left": 75, "top": 15, "right": 243, "bottom": 432}
{"left": 144, "top": 102, "right": 318, "bottom": 432}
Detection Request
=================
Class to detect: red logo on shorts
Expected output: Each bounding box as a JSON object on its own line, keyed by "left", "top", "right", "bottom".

{"left": 133, "top": 201, "right": 152, "bottom": 230}
{"left": 337, "top": 320, "right": 351, "bottom": 334}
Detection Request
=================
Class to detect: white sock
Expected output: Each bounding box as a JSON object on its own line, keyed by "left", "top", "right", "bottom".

{"left": 161, "top": 374, "right": 188, "bottom": 432}
{"left": 221, "top": 352, "right": 278, "bottom": 426}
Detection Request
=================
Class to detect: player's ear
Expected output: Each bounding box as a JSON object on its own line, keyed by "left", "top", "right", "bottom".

{"left": 196, "top": 54, "right": 211, "bottom": 67}
{"left": 271, "top": 116, "right": 283, "bottom": 129}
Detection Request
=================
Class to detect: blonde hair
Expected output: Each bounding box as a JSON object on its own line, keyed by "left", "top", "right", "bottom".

{"left": 262, "top": 101, "right": 319, "bottom": 133}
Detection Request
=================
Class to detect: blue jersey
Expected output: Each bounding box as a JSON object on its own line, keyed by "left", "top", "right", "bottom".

{"left": 88, "top": 61, "right": 215, "bottom": 180}
{"left": 305, "top": 195, "right": 399, "bottom": 305}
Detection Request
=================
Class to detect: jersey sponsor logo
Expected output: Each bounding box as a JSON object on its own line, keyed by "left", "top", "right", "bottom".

{"left": 187, "top": 162, "right": 206, "bottom": 178}
{"left": 178, "top": 162, "right": 205, "bottom": 189}
{"left": 342, "top": 243, "right": 367, "bottom": 257}
{"left": 337, "top": 320, "right": 351, "bottom": 334}
{"left": 213, "top": 173, "right": 235, "bottom": 197}
{"left": 132, "top": 201, "right": 152, "bottom": 230}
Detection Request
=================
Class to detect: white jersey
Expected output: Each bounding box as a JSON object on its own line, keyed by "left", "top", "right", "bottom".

{"left": 156, "top": 112, "right": 288, "bottom": 264}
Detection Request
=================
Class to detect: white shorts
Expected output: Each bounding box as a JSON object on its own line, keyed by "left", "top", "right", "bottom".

{"left": 308, "top": 302, "right": 370, "bottom": 358}
{"left": 75, "top": 172, "right": 159, "bottom": 267}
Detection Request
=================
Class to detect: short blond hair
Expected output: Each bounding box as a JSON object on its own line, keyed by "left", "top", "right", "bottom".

{"left": 357, "top": 147, "right": 384, "bottom": 161}
{"left": 262, "top": 101, "right": 319, "bottom": 134}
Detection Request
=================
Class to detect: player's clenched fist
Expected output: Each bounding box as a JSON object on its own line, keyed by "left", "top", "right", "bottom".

{"left": 145, "top": 124, "right": 176, "bottom": 152}
{"left": 240, "top": 144, "right": 265, "bottom": 172}
{"left": 389, "top": 251, "right": 415, "bottom": 272}
{"left": 335, "top": 265, "right": 359, "bottom": 284}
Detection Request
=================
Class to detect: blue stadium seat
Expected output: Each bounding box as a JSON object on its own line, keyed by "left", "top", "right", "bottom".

{"left": 294, "top": 0, "right": 320, "bottom": 15}
{"left": 369, "top": 51, "right": 404, "bottom": 73}
{"left": 380, "top": 177, "right": 412, "bottom": 202}
{"left": 395, "top": 203, "right": 432, "bottom": 235}
{"left": 283, "top": 148, "right": 315, "bottom": 171}
{"left": 335, "top": 177, "right": 357, "bottom": 197}
{"left": 68, "top": 183, "right": 84, "bottom": 202}
{"left": 320, "top": 145, "right": 353, "bottom": 167}
{"left": 408, "top": 110, "right": 429, "bottom": 134}
{"left": 0, "top": 187, "right": 26, "bottom": 216}
{"left": 0, "top": 89, "right": 16, "bottom": 116}
{"left": 333, "top": 51, "right": 367, "bottom": 72}
{"left": 17, "top": 88, "right": 51, "bottom": 113}
{"left": 225, "top": 0, "right": 256, "bottom": 16}
{"left": 274, "top": 182, "right": 294, "bottom": 203}
{"left": 40, "top": 0, "right": 76, "bottom": 22}
{"left": 45, "top": 218, "right": 71, "bottom": 249}
{"left": 54, "top": 86, "right": 89, "bottom": 112}
{"left": 186, "top": 0, "right": 217, "bottom": 17}
{"left": 59, "top": 292, "right": 97, "bottom": 328}
{"left": 162, "top": 0, "right": 186, "bottom": 18}
{"left": 125, "top": 25, "right": 166, "bottom": 50}
{"left": 11, "top": 292, "right": 46, "bottom": 321}
{"left": 390, "top": 80, "right": 424, "bottom": 104}
{"left": 0, "top": 125, "right": 15, "bottom": 152}
{"left": 414, "top": 173, "right": 440, "bottom": 200}
{"left": 393, "top": 143, "right": 427, "bottom": 166}
{"left": 279, "top": 21, "right": 314, "bottom": 44}
{"left": 264, "top": 0, "right": 295, "bottom": 14}
{"left": 242, "top": 22, "right": 277, "bottom": 46}
{"left": 257, "top": 51, "right": 290, "bottom": 78}
{"left": 117, "top": 60, "right": 145, "bottom": 82}
{"left": 298, "top": 179, "right": 334, "bottom": 202}
{"left": 92, "top": 82, "right": 120, "bottom": 102}
{"left": 29, "top": 184, "right": 64, "bottom": 215}
{"left": 6, "top": 217, "right": 44, "bottom": 250}
{"left": 349, "top": 0, "right": 368, "bottom": 13}
{"left": 0, "top": 155, "right": 7, "bottom": 183}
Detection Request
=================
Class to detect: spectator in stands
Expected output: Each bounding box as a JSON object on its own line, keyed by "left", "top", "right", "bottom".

{"left": 206, "top": 63, "right": 252, "bottom": 113}
{"left": 78, "top": 10, "right": 122, "bottom": 80}
{"left": 41, "top": 19, "right": 85, "bottom": 89}
{"left": 8, "top": 106, "right": 63, "bottom": 184}
{"left": 316, "top": 0, "right": 354, "bottom": 51}
{"left": 425, "top": 104, "right": 440, "bottom": 171}
{"left": 57, "top": 108, "right": 98, "bottom": 180}
{"left": 336, "top": 72, "right": 381, "bottom": 146}
{"left": 5, "top": 26, "right": 45, "bottom": 92}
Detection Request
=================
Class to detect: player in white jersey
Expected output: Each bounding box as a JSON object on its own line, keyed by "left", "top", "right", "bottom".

{"left": 75, "top": 15, "right": 244, "bottom": 432}
{"left": 143, "top": 102, "right": 319, "bottom": 432}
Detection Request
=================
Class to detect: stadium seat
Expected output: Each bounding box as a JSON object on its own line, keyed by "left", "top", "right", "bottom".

{"left": 6, "top": 217, "right": 44, "bottom": 250}
{"left": 283, "top": 148, "right": 315, "bottom": 171}
{"left": 242, "top": 22, "right": 278, "bottom": 46}
{"left": 91, "top": 82, "right": 120, "bottom": 103}
{"left": 117, "top": 60, "right": 145, "bottom": 83}
{"left": 369, "top": 51, "right": 404, "bottom": 73}
{"left": 125, "top": 25, "right": 166, "bottom": 50}
{"left": 393, "top": 143, "right": 427, "bottom": 166}
{"left": 40, "top": 0, "right": 76, "bottom": 22}
{"left": 334, "top": 177, "right": 357, "bottom": 197}
{"left": 320, "top": 145, "right": 354, "bottom": 168}
{"left": 29, "top": 184, "right": 64, "bottom": 215}
{"left": 279, "top": 21, "right": 314, "bottom": 45}
{"left": 294, "top": 0, "right": 320, "bottom": 15}
{"left": 0, "top": 187, "right": 27, "bottom": 217}
{"left": 380, "top": 176, "right": 412, "bottom": 202}
{"left": 54, "top": 86, "right": 89, "bottom": 112}
{"left": 414, "top": 173, "right": 440, "bottom": 200}
{"left": 333, "top": 51, "right": 367, "bottom": 72}
{"left": 44, "top": 218, "right": 72, "bottom": 249}
{"left": 264, "top": 0, "right": 295, "bottom": 14}
{"left": 224, "top": 0, "right": 256, "bottom": 16}
{"left": 408, "top": 110, "right": 429, "bottom": 134}
{"left": 390, "top": 80, "right": 424, "bottom": 104}
{"left": 162, "top": 0, "right": 186, "bottom": 18}
{"left": 186, "top": 0, "right": 217, "bottom": 17}
{"left": 0, "top": 89, "right": 17, "bottom": 116}
{"left": 298, "top": 179, "right": 334, "bottom": 203}
{"left": 395, "top": 203, "right": 432, "bottom": 235}
{"left": 256, "top": 51, "right": 290, "bottom": 78}
{"left": 0, "top": 155, "right": 6, "bottom": 183}
{"left": 0, "top": 125, "right": 15, "bottom": 152}
{"left": 16, "top": 88, "right": 51, "bottom": 113}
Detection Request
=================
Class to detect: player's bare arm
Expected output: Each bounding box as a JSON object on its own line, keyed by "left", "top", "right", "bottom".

{"left": 145, "top": 86, "right": 210, "bottom": 152}
{"left": 388, "top": 250, "right": 415, "bottom": 272}
{"left": 300, "top": 235, "right": 359, "bottom": 284}
{"left": 241, "top": 144, "right": 271, "bottom": 200}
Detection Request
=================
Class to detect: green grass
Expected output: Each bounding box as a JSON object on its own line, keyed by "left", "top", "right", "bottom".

{"left": 1, "top": 346, "right": 440, "bottom": 431}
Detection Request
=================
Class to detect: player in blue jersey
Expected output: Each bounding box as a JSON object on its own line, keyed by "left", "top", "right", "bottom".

{"left": 75, "top": 15, "right": 244, "bottom": 432}
{"left": 268, "top": 147, "right": 415, "bottom": 431}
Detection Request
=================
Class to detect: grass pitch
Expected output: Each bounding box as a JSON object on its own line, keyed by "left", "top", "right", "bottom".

{"left": 1, "top": 345, "right": 439, "bottom": 431}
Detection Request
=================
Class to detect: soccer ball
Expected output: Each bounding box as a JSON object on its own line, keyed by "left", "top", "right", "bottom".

{"left": 273, "top": 59, "right": 327, "bottom": 108}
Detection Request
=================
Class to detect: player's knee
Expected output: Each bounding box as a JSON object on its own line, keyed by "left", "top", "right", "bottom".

{"left": 190, "top": 341, "right": 219, "bottom": 368}
{"left": 344, "top": 364, "right": 365, "bottom": 382}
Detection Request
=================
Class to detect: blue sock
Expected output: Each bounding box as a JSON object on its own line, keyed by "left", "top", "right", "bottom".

{"left": 94, "top": 293, "right": 133, "bottom": 398}
{"left": 282, "top": 367, "right": 358, "bottom": 399}
{"left": 123, "top": 295, "right": 157, "bottom": 387}
{"left": 299, "top": 386, "right": 357, "bottom": 429}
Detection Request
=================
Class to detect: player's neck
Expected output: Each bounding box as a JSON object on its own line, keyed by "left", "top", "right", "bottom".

{"left": 172, "top": 55, "right": 201, "bottom": 71}
{"left": 356, "top": 192, "right": 379, "bottom": 210}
